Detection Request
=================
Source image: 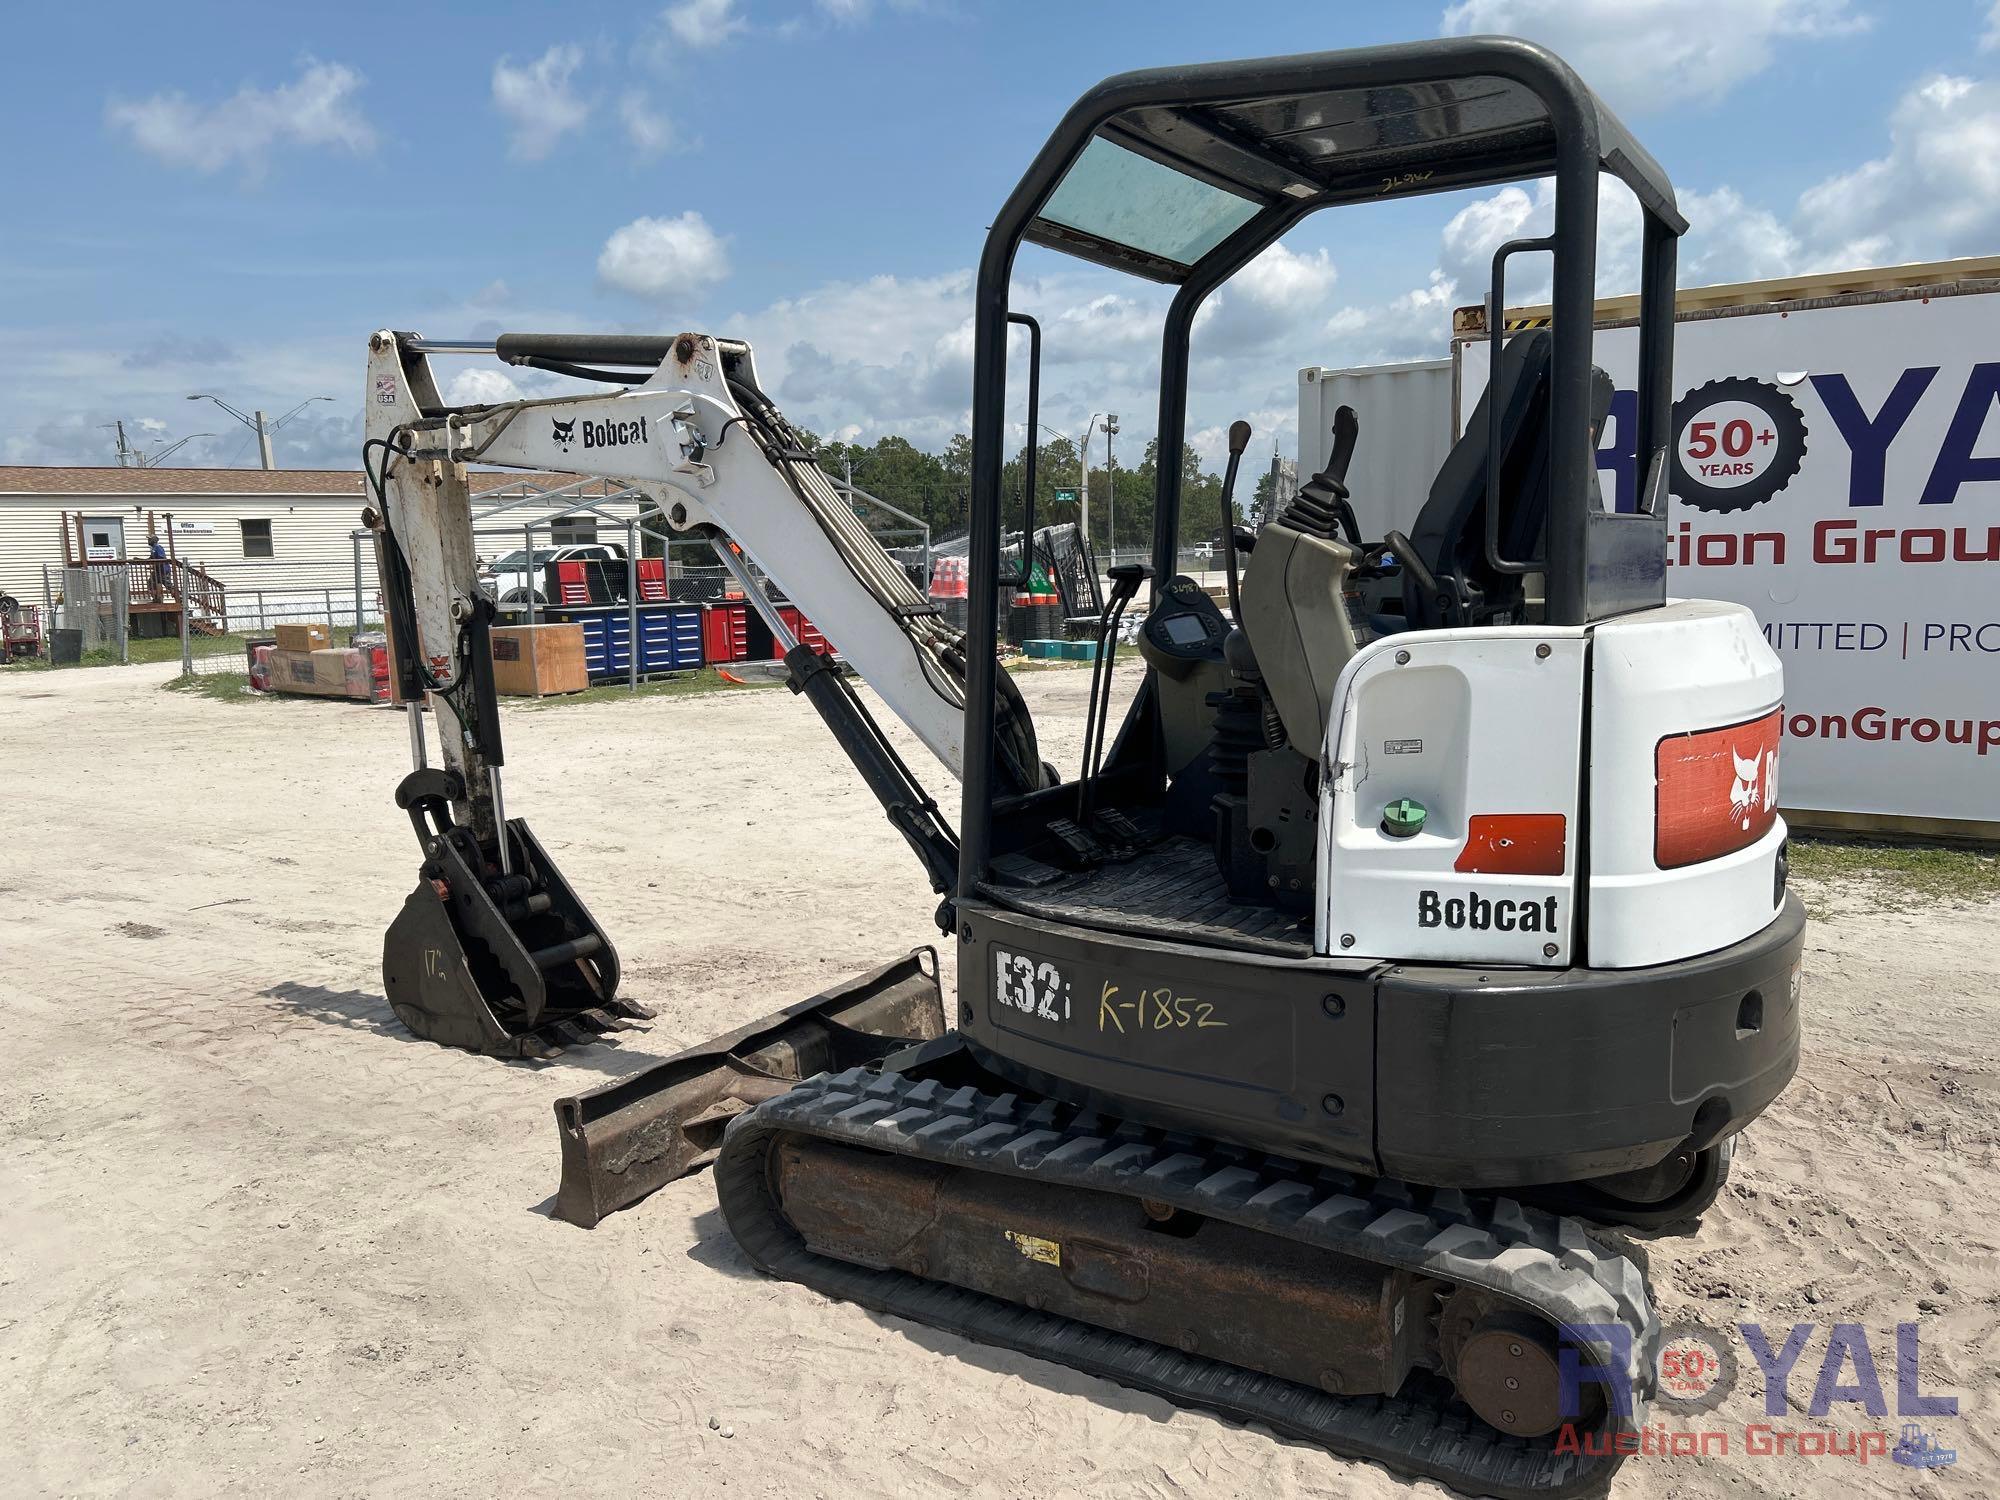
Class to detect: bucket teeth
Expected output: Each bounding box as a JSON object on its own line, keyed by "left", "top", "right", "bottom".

{"left": 608, "top": 997, "right": 658, "bottom": 1021}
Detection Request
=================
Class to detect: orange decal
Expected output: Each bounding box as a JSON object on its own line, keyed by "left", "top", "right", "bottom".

{"left": 1455, "top": 814, "right": 1567, "bottom": 875}
{"left": 1655, "top": 710, "right": 1782, "bottom": 869}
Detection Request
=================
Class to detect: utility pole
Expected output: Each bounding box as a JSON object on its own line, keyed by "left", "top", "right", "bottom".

{"left": 101, "top": 421, "right": 216, "bottom": 467}
{"left": 102, "top": 420, "right": 137, "bottom": 467}
{"left": 1103, "top": 413, "right": 1120, "bottom": 566}
{"left": 187, "top": 393, "right": 331, "bottom": 470}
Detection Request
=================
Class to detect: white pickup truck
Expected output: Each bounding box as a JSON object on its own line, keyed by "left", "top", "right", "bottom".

{"left": 477, "top": 541, "right": 628, "bottom": 604}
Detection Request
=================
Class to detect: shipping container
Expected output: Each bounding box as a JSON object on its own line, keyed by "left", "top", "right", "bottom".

{"left": 1294, "top": 359, "right": 1455, "bottom": 543}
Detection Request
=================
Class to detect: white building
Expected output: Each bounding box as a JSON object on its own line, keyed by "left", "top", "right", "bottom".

{"left": 0, "top": 467, "right": 658, "bottom": 622}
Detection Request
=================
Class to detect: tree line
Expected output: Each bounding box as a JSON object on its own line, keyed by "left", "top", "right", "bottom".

{"left": 804, "top": 429, "right": 1241, "bottom": 555}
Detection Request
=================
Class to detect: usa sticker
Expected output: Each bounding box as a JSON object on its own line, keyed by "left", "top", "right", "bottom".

{"left": 376, "top": 375, "right": 398, "bottom": 405}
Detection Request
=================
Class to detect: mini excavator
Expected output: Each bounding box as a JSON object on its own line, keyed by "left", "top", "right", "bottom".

{"left": 363, "top": 38, "right": 1802, "bottom": 1498}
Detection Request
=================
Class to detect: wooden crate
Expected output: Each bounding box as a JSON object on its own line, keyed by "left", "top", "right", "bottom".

{"left": 490, "top": 623, "right": 587, "bottom": 696}
{"left": 275, "top": 622, "right": 332, "bottom": 652}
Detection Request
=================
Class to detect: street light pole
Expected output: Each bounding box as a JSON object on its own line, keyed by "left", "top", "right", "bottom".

{"left": 101, "top": 421, "right": 216, "bottom": 467}
{"left": 1077, "top": 412, "right": 1103, "bottom": 562}
{"left": 139, "top": 432, "right": 216, "bottom": 467}
{"left": 1103, "top": 414, "right": 1120, "bottom": 566}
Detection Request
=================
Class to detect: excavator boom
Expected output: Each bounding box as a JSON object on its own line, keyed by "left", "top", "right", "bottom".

{"left": 363, "top": 327, "right": 1033, "bottom": 1058}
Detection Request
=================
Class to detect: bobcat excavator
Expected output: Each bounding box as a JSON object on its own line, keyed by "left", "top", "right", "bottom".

{"left": 363, "top": 38, "right": 1802, "bottom": 1499}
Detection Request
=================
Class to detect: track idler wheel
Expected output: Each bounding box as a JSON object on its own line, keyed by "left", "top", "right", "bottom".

{"left": 1439, "top": 1291, "right": 1601, "bottom": 1440}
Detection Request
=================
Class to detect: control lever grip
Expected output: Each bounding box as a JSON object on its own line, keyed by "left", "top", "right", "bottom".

{"left": 1105, "top": 562, "right": 1152, "bottom": 604}
{"left": 1323, "top": 404, "right": 1360, "bottom": 488}
{"left": 1383, "top": 529, "right": 1443, "bottom": 602}
{"left": 1217, "top": 420, "right": 1252, "bottom": 622}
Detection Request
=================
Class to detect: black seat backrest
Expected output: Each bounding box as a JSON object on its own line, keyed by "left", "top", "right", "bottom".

{"left": 1402, "top": 329, "right": 1611, "bottom": 630}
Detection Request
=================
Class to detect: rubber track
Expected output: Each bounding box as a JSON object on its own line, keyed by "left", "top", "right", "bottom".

{"left": 716, "top": 1067, "right": 1659, "bottom": 1500}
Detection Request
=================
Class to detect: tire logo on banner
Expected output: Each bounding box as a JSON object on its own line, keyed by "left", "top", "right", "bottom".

{"left": 1670, "top": 377, "right": 1809, "bottom": 513}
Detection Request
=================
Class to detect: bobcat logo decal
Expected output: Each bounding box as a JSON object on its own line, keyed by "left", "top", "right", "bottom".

{"left": 1728, "top": 746, "right": 1780, "bottom": 831}
{"left": 551, "top": 418, "right": 575, "bottom": 453}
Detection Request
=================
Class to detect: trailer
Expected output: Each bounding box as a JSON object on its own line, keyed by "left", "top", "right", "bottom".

{"left": 1414, "top": 255, "right": 2000, "bottom": 843}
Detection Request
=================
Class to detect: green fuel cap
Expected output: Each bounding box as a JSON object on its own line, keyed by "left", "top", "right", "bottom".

{"left": 1381, "top": 797, "right": 1428, "bottom": 839}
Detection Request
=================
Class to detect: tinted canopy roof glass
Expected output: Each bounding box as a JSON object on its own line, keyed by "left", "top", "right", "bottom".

{"left": 1038, "top": 137, "right": 1262, "bottom": 269}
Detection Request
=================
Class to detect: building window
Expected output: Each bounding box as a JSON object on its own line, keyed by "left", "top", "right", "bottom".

{"left": 550, "top": 516, "right": 598, "bottom": 546}
{"left": 240, "top": 519, "right": 274, "bottom": 558}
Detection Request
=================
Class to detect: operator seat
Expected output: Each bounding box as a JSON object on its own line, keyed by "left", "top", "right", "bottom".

{"left": 1399, "top": 329, "right": 1613, "bottom": 631}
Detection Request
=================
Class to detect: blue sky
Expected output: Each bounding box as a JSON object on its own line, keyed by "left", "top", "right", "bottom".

{"left": 5, "top": 0, "right": 1999, "bottom": 473}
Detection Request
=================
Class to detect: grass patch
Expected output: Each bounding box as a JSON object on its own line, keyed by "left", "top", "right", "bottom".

{"left": 163, "top": 671, "right": 273, "bottom": 704}
{"left": 1789, "top": 836, "right": 2000, "bottom": 911}
{"left": 516, "top": 667, "right": 784, "bottom": 708}
{"left": 1, "top": 647, "right": 124, "bottom": 670}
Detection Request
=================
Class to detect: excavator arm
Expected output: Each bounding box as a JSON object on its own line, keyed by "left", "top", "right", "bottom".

{"left": 362, "top": 327, "right": 1040, "bottom": 1059}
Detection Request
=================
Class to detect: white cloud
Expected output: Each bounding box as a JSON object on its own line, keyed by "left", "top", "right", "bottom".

{"left": 105, "top": 60, "right": 375, "bottom": 176}
{"left": 1049, "top": 293, "right": 1158, "bottom": 359}
{"left": 597, "top": 212, "right": 731, "bottom": 301}
{"left": 816, "top": 0, "right": 871, "bottom": 18}
{"left": 1233, "top": 243, "right": 1338, "bottom": 308}
{"left": 445, "top": 368, "right": 525, "bottom": 406}
{"left": 491, "top": 45, "right": 590, "bottom": 161}
{"left": 730, "top": 270, "right": 977, "bottom": 445}
{"left": 1324, "top": 271, "right": 1460, "bottom": 365}
{"left": 619, "top": 92, "right": 677, "bottom": 157}
{"left": 1678, "top": 187, "right": 1803, "bottom": 282}
{"left": 1322, "top": 62, "right": 2000, "bottom": 382}
{"left": 1440, "top": 0, "right": 1868, "bottom": 113}
{"left": 1438, "top": 182, "right": 1546, "bottom": 293}
{"left": 1198, "top": 242, "right": 1340, "bottom": 355}
{"left": 664, "top": 0, "right": 747, "bottom": 49}
{"left": 1795, "top": 73, "right": 2000, "bottom": 264}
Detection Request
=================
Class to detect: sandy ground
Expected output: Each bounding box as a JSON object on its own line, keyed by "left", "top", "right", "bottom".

{"left": 2, "top": 661, "right": 1995, "bottom": 1500}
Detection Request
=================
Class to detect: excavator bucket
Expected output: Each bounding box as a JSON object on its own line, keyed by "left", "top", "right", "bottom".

{"left": 382, "top": 807, "right": 654, "bottom": 1060}
{"left": 552, "top": 948, "right": 945, "bottom": 1227}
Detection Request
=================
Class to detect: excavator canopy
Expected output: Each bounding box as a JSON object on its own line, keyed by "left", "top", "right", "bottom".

{"left": 1020, "top": 38, "right": 1684, "bottom": 286}
{"left": 961, "top": 38, "right": 1690, "bottom": 891}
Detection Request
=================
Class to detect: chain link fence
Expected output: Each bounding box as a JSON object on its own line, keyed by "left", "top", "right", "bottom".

{"left": 176, "top": 530, "right": 386, "bottom": 679}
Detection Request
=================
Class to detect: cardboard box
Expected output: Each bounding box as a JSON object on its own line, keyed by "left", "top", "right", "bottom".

{"left": 266, "top": 647, "right": 373, "bottom": 700}
{"left": 490, "top": 623, "right": 587, "bottom": 696}
{"left": 275, "top": 622, "right": 332, "bottom": 652}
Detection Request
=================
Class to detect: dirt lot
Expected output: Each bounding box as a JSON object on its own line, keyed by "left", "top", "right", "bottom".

{"left": 3, "top": 662, "right": 1994, "bottom": 1499}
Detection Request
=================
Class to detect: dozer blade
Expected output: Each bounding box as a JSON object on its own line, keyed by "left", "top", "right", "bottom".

{"left": 553, "top": 948, "right": 945, "bottom": 1227}
{"left": 383, "top": 816, "right": 651, "bottom": 1060}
